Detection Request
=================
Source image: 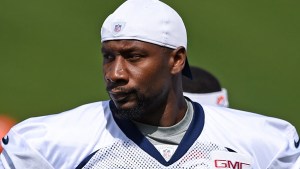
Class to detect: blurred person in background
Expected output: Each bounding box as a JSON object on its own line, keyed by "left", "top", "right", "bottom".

{"left": 182, "top": 66, "right": 229, "bottom": 107}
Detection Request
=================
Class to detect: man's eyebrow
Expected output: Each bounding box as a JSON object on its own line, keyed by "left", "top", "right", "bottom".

{"left": 122, "top": 47, "right": 146, "bottom": 53}
{"left": 102, "top": 45, "right": 147, "bottom": 54}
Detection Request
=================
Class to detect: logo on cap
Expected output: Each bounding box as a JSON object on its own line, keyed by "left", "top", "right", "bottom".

{"left": 112, "top": 22, "right": 125, "bottom": 35}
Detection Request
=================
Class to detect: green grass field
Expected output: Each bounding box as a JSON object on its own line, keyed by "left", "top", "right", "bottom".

{"left": 0, "top": 0, "right": 299, "bottom": 130}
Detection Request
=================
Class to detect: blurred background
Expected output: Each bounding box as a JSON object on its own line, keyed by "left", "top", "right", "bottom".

{"left": 0, "top": 0, "right": 299, "bottom": 130}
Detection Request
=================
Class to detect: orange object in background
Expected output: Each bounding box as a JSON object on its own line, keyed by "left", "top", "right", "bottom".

{"left": 0, "top": 115, "right": 16, "bottom": 152}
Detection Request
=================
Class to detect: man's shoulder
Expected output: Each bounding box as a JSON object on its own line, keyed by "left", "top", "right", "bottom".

{"left": 202, "top": 104, "right": 296, "bottom": 136}
{"left": 19, "top": 100, "right": 110, "bottom": 126}
{"left": 199, "top": 104, "right": 299, "bottom": 167}
{"left": 202, "top": 106, "right": 297, "bottom": 146}
{"left": 2, "top": 100, "right": 118, "bottom": 168}
{"left": 14, "top": 100, "right": 112, "bottom": 135}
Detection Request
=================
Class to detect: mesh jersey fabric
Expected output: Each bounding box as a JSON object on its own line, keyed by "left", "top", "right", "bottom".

{"left": 1, "top": 100, "right": 299, "bottom": 169}
{"left": 82, "top": 140, "right": 228, "bottom": 169}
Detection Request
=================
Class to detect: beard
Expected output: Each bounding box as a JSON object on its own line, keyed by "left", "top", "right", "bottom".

{"left": 109, "top": 91, "right": 146, "bottom": 120}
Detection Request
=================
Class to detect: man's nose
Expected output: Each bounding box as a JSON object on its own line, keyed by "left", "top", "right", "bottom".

{"left": 105, "top": 57, "right": 128, "bottom": 83}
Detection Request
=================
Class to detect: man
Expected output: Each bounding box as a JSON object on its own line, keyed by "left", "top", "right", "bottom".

{"left": 1, "top": 0, "right": 299, "bottom": 168}
{"left": 182, "top": 66, "right": 229, "bottom": 107}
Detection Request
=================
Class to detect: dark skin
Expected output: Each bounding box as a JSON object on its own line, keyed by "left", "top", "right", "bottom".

{"left": 102, "top": 40, "right": 187, "bottom": 127}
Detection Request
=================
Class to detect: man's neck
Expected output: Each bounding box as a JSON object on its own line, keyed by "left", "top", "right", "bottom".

{"left": 134, "top": 96, "right": 187, "bottom": 127}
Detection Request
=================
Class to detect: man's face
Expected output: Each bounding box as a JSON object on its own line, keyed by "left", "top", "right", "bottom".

{"left": 102, "top": 40, "right": 172, "bottom": 119}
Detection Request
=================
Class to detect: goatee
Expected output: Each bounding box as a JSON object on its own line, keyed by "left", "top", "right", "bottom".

{"left": 110, "top": 100, "right": 145, "bottom": 120}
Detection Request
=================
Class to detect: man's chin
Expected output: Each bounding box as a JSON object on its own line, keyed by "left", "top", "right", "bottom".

{"left": 112, "top": 100, "right": 144, "bottom": 120}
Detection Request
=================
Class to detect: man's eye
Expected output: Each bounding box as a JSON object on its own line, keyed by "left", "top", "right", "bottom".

{"left": 126, "top": 54, "right": 142, "bottom": 61}
{"left": 103, "top": 54, "right": 114, "bottom": 60}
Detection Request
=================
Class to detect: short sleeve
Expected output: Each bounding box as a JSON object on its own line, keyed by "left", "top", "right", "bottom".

{"left": 267, "top": 124, "right": 300, "bottom": 168}
{"left": 0, "top": 127, "right": 54, "bottom": 169}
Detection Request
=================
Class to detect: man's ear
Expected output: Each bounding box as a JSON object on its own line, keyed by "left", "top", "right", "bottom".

{"left": 169, "top": 46, "right": 187, "bottom": 76}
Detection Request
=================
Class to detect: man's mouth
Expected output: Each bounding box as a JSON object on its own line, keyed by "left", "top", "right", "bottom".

{"left": 108, "top": 86, "right": 134, "bottom": 102}
{"left": 109, "top": 91, "right": 130, "bottom": 102}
